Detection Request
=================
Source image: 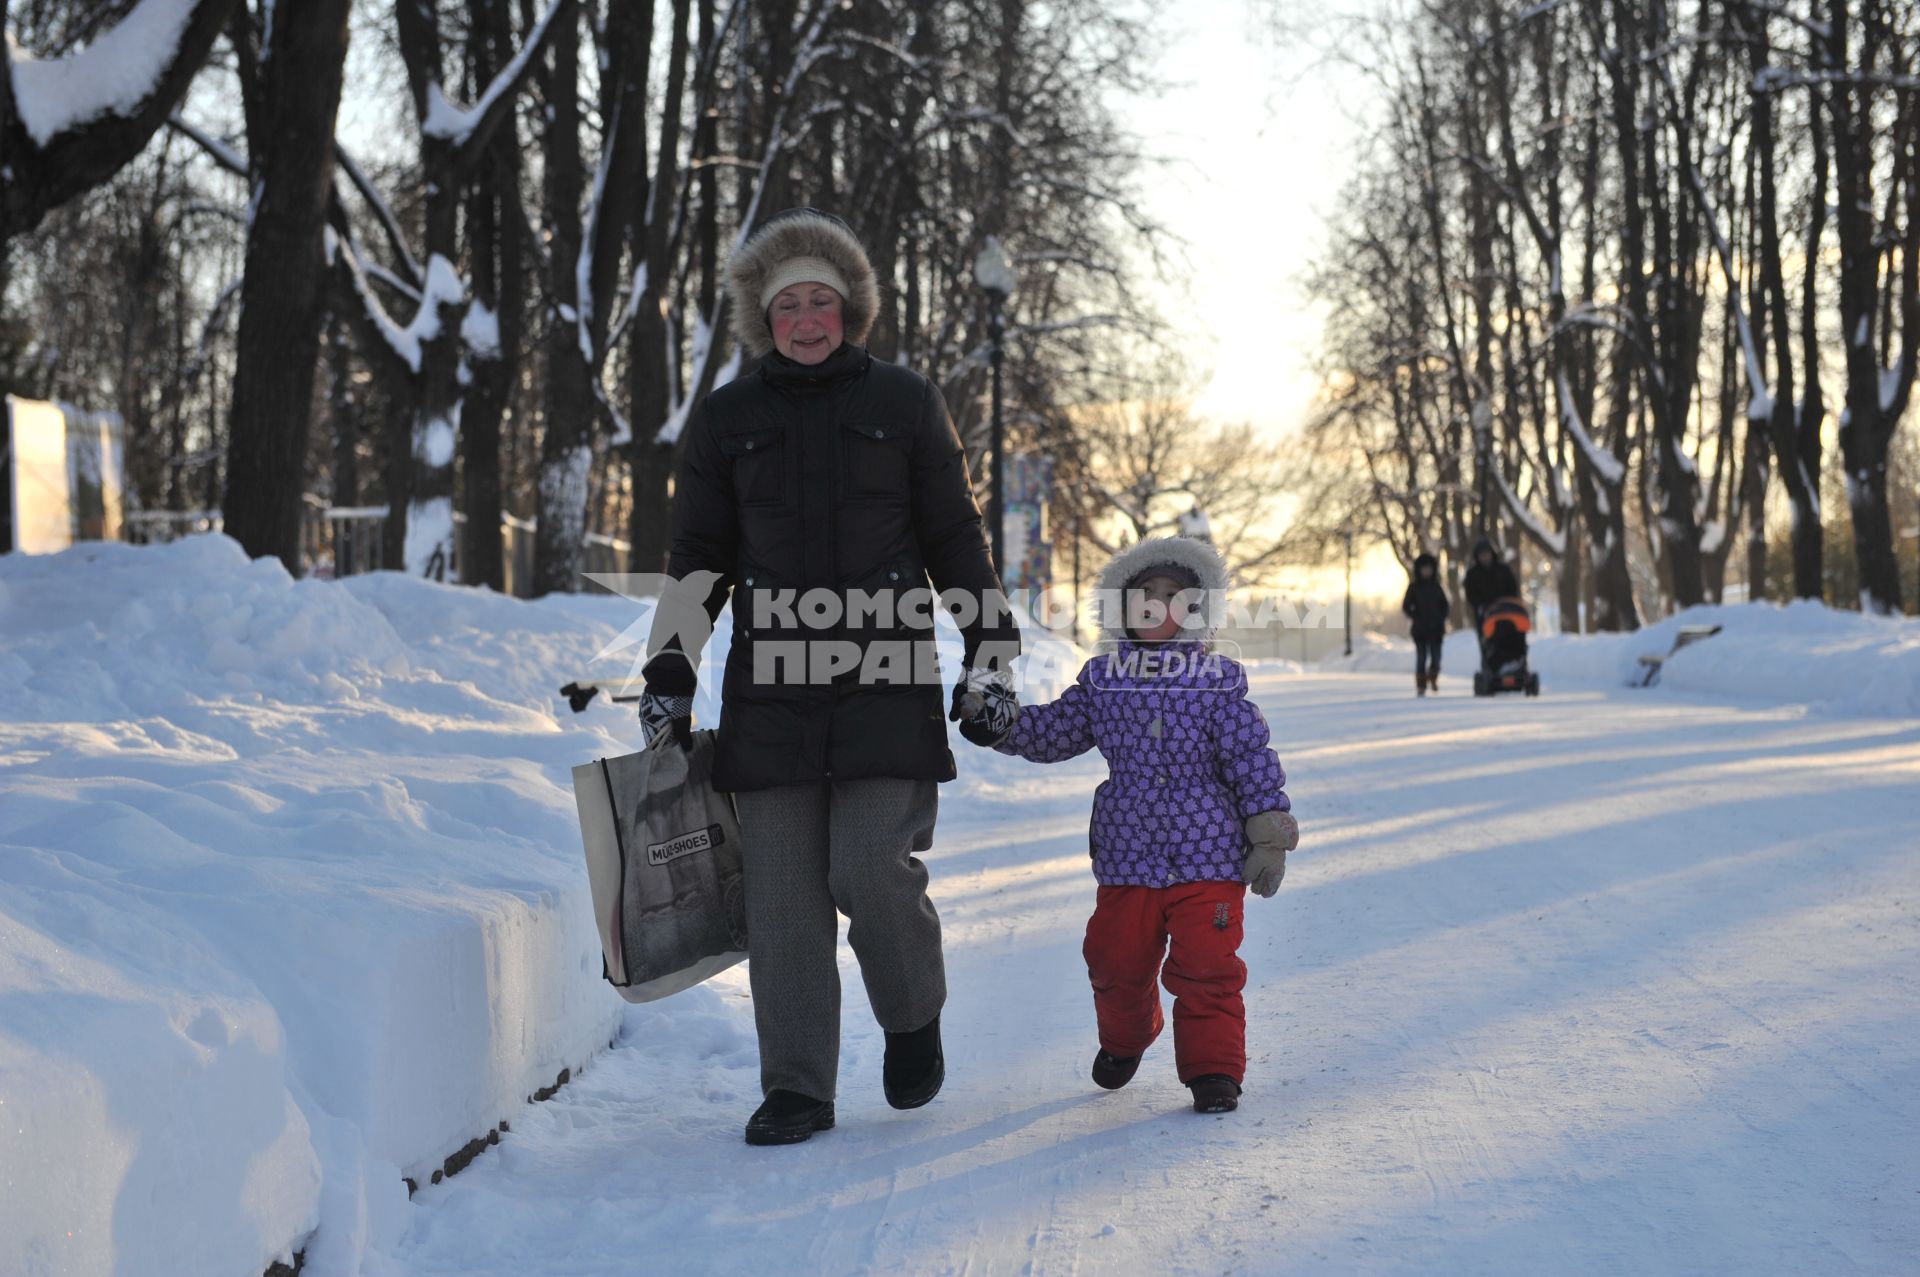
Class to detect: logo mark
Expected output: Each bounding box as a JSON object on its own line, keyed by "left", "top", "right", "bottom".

{"left": 646, "top": 823, "right": 726, "bottom": 867}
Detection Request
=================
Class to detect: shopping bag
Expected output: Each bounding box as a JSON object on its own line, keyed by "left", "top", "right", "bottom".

{"left": 571, "top": 729, "right": 749, "bottom": 1002}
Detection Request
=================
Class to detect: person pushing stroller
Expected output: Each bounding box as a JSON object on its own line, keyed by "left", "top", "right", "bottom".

{"left": 1463, "top": 536, "right": 1519, "bottom": 619}
{"left": 1461, "top": 536, "right": 1541, "bottom": 697}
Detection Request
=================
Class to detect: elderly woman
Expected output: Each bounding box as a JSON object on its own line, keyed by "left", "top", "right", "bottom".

{"left": 638, "top": 209, "right": 1020, "bottom": 1145}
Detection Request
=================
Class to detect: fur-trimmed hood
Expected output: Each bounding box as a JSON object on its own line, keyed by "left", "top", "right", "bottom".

{"left": 1093, "top": 536, "right": 1232, "bottom": 649}
{"left": 725, "top": 208, "right": 880, "bottom": 359}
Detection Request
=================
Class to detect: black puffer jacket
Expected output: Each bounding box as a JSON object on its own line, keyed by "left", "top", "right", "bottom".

{"left": 649, "top": 342, "right": 1019, "bottom": 792}
{"left": 1463, "top": 537, "right": 1520, "bottom": 616}
{"left": 1401, "top": 553, "right": 1450, "bottom": 640}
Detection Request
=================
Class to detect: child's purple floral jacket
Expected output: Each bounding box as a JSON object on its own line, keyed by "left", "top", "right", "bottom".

{"left": 995, "top": 637, "right": 1289, "bottom": 887}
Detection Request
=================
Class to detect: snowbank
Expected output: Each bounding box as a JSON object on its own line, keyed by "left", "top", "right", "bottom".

{"left": 1323, "top": 599, "right": 1920, "bottom": 718}
{"left": 0, "top": 536, "right": 1092, "bottom": 1276}
{"left": 0, "top": 537, "right": 649, "bottom": 1277}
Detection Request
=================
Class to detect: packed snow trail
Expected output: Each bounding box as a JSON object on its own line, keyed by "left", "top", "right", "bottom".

{"left": 384, "top": 671, "right": 1919, "bottom": 1277}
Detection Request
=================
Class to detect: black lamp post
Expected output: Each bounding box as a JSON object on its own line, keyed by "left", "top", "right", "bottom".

{"left": 974, "top": 236, "right": 1016, "bottom": 584}
{"left": 1343, "top": 526, "right": 1354, "bottom": 657}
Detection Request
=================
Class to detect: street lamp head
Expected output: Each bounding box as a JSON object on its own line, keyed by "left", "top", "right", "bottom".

{"left": 974, "top": 235, "right": 1017, "bottom": 298}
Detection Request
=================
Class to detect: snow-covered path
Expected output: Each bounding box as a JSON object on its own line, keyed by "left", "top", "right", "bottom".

{"left": 384, "top": 671, "right": 1920, "bottom": 1277}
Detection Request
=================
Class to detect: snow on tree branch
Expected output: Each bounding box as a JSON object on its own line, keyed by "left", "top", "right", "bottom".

{"left": 326, "top": 229, "right": 458, "bottom": 379}
{"left": 164, "top": 111, "right": 245, "bottom": 175}
{"left": 7, "top": 0, "right": 201, "bottom": 144}
{"left": 1556, "top": 365, "right": 1626, "bottom": 486}
{"left": 1652, "top": 55, "right": 1773, "bottom": 416}
{"left": 1751, "top": 68, "right": 1920, "bottom": 94}
{"left": 423, "top": 0, "right": 574, "bottom": 168}
{"left": 3, "top": 0, "right": 236, "bottom": 239}
{"left": 335, "top": 146, "right": 424, "bottom": 290}
{"left": 1493, "top": 465, "right": 1567, "bottom": 557}
{"left": 576, "top": 96, "right": 620, "bottom": 371}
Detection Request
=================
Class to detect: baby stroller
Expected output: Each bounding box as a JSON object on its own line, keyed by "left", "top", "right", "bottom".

{"left": 1473, "top": 597, "right": 1541, "bottom": 697}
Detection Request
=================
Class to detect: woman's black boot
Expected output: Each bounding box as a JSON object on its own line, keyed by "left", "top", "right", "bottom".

{"left": 745, "top": 1090, "right": 836, "bottom": 1145}
{"left": 883, "top": 1014, "right": 945, "bottom": 1109}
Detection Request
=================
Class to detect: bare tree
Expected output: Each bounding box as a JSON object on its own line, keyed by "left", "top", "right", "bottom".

{"left": 221, "top": 0, "right": 352, "bottom": 569}
{"left": 1076, "top": 359, "right": 1298, "bottom": 586}
{"left": 328, "top": 0, "right": 575, "bottom": 579}
{"left": 1822, "top": 0, "right": 1918, "bottom": 614}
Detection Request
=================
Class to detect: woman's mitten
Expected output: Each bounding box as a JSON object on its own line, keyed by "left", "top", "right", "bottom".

{"left": 638, "top": 690, "right": 692, "bottom": 749}
{"left": 948, "top": 666, "right": 1019, "bottom": 746}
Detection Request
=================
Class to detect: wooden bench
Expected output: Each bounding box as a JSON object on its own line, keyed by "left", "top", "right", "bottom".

{"left": 1635, "top": 624, "right": 1723, "bottom": 687}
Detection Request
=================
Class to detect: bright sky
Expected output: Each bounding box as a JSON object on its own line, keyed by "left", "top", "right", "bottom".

{"left": 1116, "top": 1, "right": 1363, "bottom": 431}
{"left": 1110, "top": 0, "right": 1409, "bottom": 603}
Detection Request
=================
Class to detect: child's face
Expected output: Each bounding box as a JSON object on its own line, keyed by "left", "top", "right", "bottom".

{"left": 1126, "top": 573, "right": 1195, "bottom": 642}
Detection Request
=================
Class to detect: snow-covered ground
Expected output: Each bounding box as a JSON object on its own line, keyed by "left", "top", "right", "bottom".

{"left": 377, "top": 667, "right": 1920, "bottom": 1276}
{"left": 4, "top": 538, "right": 1917, "bottom": 1275}
{"left": 1328, "top": 600, "right": 1920, "bottom": 720}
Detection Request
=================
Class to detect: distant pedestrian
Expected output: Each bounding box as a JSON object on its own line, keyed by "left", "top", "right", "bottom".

{"left": 1463, "top": 536, "right": 1519, "bottom": 619}
{"left": 954, "top": 535, "right": 1293, "bottom": 1115}
{"left": 1402, "top": 552, "right": 1450, "bottom": 696}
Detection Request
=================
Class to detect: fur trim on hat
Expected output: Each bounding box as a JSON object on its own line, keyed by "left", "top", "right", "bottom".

{"left": 1093, "top": 536, "right": 1232, "bottom": 649}
{"left": 725, "top": 209, "right": 880, "bottom": 359}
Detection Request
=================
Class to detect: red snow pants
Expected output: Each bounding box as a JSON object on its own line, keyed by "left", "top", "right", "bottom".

{"left": 1082, "top": 880, "right": 1248, "bottom": 1084}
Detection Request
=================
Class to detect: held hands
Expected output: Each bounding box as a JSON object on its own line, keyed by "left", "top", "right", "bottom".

{"left": 1242, "top": 809, "right": 1299, "bottom": 898}
{"left": 638, "top": 690, "right": 693, "bottom": 749}
{"left": 948, "top": 666, "right": 1019, "bottom": 747}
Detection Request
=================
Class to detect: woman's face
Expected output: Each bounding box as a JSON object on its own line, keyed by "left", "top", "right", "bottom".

{"left": 1126, "top": 573, "right": 1196, "bottom": 642}
{"left": 769, "top": 283, "right": 845, "bottom": 364}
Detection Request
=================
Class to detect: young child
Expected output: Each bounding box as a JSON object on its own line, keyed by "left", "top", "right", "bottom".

{"left": 953, "top": 536, "right": 1295, "bottom": 1113}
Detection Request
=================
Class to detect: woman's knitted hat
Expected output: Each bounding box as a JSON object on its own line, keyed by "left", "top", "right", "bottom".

{"left": 724, "top": 208, "right": 880, "bottom": 358}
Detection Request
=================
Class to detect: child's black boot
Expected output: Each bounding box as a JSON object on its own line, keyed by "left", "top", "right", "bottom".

{"left": 1091, "top": 1048, "right": 1143, "bottom": 1090}
{"left": 1188, "top": 1074, "right": 1241, "bottom": 1113}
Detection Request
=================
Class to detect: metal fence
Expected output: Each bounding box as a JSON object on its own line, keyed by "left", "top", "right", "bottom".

{"left": 122, "top": 498, "right": 632, "bottom": 600}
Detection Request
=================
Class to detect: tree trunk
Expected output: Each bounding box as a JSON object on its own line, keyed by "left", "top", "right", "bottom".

{"left": 327, "top": 318, "right": 359, "bottom": 506}
{"left": 627, "top": 0, "right": 699, "bottom": 574}
{"left": 1825, "top": 0, "right": 1913, "bottom": 614}
{"left": 533, "top": 0, "right": 592, "bottom": 595}
{"left": 1557, "top": 511, "right": 1583, "bottom": 632}
{"left": 1586, "top": 11, "right": 1643, "bottom": 631}
{"left": 403, "top": 237, "right": 466, "bottom": 580}
{"left": 221, "top": 0, "right": 352, "bottom": 569}
{"left": 460, "top": 0, "right": 522, "bottom": 593}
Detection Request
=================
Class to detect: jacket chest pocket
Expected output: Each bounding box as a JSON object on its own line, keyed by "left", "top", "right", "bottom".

{"left": 840, "top": 420, "right": 911, "bottom": 500}
{"left": 718, "top": 426, "right": 788, "bottom": 507}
